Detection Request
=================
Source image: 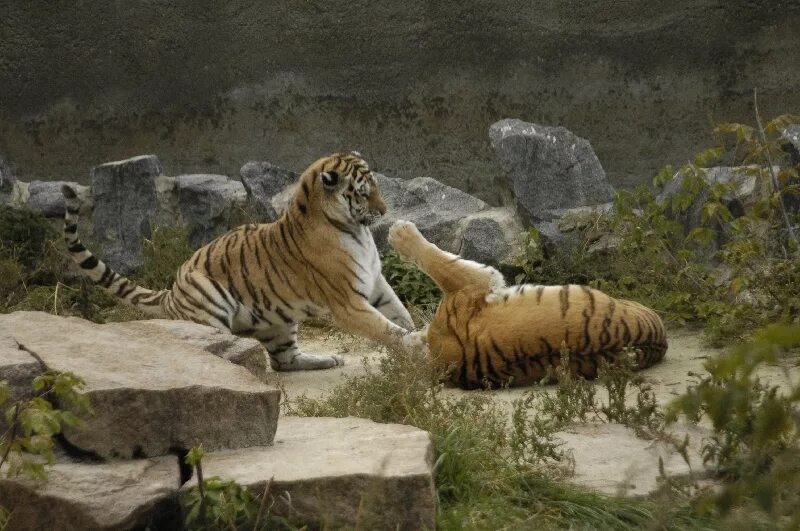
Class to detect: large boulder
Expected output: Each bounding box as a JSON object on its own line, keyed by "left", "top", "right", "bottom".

{"left": 184, "top": 416, "right": 435, "bottom": 530}
{"left": 90, "top": 155, "right": 162, "bottom": 274}
{"left": 239, "top": 161, "right": 299, "bottom": 222}
{"left": 156, "top": 174, "right": 248, "bottom": 247}
{"left": 0, "top": 312, "right": 280, "bottom": 459}
{"left": 26, "top": 180, "right": 91, "bottom": 218}
{"left": 0, "top": 456, "right": 180, "bottom": 531}
{"left": 489, "top": 119, "right": 616, "bottom": 223}
{"left": 455, "top": 207, "right": 526, "bottom": 269}
{"left": 371, "top": 174, "right": 488, "bottom": 253}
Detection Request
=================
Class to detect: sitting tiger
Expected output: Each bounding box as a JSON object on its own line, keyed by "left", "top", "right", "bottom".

{"left": 388, "top": 220, "right": 667, "bottom": 389}
{"left": 61, "top": 152, "right": 417, "bottom": 371}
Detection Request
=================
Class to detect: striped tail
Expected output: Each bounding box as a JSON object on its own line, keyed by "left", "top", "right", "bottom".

{"left": 61, "top": 185, "right": 170, "bottom": 316}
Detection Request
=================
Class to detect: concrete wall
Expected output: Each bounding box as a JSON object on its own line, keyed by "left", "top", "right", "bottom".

{"left": 1, "top": 0, "right": 799, "bottom": 204}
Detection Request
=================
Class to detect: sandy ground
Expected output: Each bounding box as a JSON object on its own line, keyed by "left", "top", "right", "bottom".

{"left": 272, "top": 325, "right": 799, "bottom": 411}
{"left": 268, "top": 324, "right": 799, "bottom": 495}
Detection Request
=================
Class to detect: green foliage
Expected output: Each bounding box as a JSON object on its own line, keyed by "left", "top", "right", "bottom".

{"left": 667, "top": 324, "right": 800, "bottom": 527}
{"left": 182, "top": 445, "right": 290, "bottom": 531}
{"left": 134, "top": 226, "right": 194, "bottom": 291}
{"left": 0, "top": 215, "right": 190, "bottom": 324}
{"left": 517, "top": 114, "right": 800, "bottom": 346}
{"left": 0, "top": 205, "right": 56, "bottom": 270}
{"left": 381, "top": 250, "right": 442, "bottom": 314}
{"left": 0, "top": 371, "right": 90, "bottom": 481}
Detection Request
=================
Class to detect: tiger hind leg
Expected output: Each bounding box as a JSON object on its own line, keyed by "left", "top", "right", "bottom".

{"left": 388, "top": 220, "right": 505, "bottom": 295}
{"left": 256, "top": 324, "right": 344, "bottom": 371}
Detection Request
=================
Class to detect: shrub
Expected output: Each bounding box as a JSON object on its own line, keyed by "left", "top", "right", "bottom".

{"left": 381, "top": 250, "right": 442, "bottom": 320}
{"left": 516, "top": 114, "right": 800, "bottom": 346}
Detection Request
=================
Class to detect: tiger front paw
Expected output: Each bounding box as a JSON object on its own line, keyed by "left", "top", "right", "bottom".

{"left": 388, "top": 220, "right": 426, "bottom": 263}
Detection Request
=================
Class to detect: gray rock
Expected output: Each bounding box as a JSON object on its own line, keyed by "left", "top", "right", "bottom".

{"left": 371, "top": 174, "right": 488, "bottom": 253}
{"left": 0, "top": 312, "right": 280, "bottom": 459}
{"left": 240, "top": 161, "right": 299, "bottom": 222}
{"left": 783, "top": 124, "right": 800, "bottom": 165}
{"left": 26, "top": 180, "right": 91, "bottom": 218}
{"left": 489, "top": 119, "right": 616, "bottom": 223}
{"left": 131, "top": 319, "right": 268, "bottom": 383}
{"left": 456, "top": 207, "right": 525, "bottom": 268}
{"left": 90, "top": 155, "right": 161, "bottom": 274}
{"left": 0, "top": 456, "right": 180, "bottom": 531}
{"left": 184, "top": 416, "right": 435, "bottom": 531}
{"left": 174, "top": 174, "right": 247, "bottom": 247}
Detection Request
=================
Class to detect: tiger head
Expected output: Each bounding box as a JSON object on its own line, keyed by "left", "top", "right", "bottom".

{"left": 298, "top": 152, "right": 388, "bottom": 227}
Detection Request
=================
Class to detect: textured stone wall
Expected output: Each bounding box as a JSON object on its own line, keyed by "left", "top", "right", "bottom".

{"left": 1, "top": 0, "right": 799, "bottom": 204}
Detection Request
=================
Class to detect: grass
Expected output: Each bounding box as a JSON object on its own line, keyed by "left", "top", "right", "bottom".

{"left": 284, "top": 345, "right": 717, "bottom": 530}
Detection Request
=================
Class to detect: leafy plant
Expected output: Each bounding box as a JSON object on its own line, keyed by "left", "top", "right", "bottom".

{"left": 182, "top": 445, "right": 287, "bottom": 531}
{"left": 381, "top": 250, "right": 442, "bottom": 314}
{"left": 667, "top": 324, "right": 800, "bottom": 527}
{"left": 0, "top": 370, "right": 90, "bottom": 481}
{"left": 517, "top": 113, "right": 800, "bottom": 346}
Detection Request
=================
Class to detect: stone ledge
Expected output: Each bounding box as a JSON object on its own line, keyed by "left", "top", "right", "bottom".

{"left": 184, "top": 416, "right": 436, "bottom": 530}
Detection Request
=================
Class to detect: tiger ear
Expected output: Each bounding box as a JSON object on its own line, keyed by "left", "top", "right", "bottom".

{"left": 320, "top": 170, "right": 339, "bottom": 191}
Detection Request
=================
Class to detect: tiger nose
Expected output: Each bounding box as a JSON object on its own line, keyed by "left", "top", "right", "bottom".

{"left": 371, "top": 195, "right": 387, "bottom": 216}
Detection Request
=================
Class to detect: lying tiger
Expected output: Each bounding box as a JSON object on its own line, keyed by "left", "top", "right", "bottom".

{"left": 388, "top": 220, "right": 667, "bottom": 389}
{"left": 62, "top": 152, "right": 417, "bottom": 371}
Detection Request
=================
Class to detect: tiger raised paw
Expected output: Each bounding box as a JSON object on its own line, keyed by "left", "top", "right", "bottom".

{"left": 387, "top": 219, "right": 668, "bottom": 389}
{"left": 62, "top": 153, "right": 418, "bottom": 371}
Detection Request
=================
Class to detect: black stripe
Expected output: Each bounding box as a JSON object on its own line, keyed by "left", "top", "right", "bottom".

{"left": 79, "top": 256, "right": 98, "bottom": 269}
{"left": 64, "top": 224, "right": 77, "bottom": 234}
{"left": 68, "top": 242, "right": 86, "bottom": 253}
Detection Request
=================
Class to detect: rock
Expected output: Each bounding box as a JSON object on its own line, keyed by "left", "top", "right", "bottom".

{"left": 783, "top": 124, "right": 800, "bottom": 165}
{"left": 371, "top": 174, "right": 488, "bottom": 253}
{"left": 557, "top": 422, "right": 708, "bottom": 497}
{"left": 26, "top": 180, "right": 91, "bottom": 218}
{"left": 90, "top": 155, "right": 162, "bottom": 274}
{"left": 184, "top": 416, "right": 435, "bottom": 530}
{"left": 0, "top": 312, "right": 280, "bottom": 459}
{"left": 0, "top": 456, "right": 180, "bottom": 531}
{"left": 455, "top": 207, "right": 525, "bottom": 268}
{"left": 129, "top": 319, "right": 268, "bottom": 383}
{"left": 489, "top": 119, "right": 616, "bottom": 223}
{"left": 175, "top": 174, "right": 247, "bottom": 247}
{"left": 239, "top": 161, "right": 299, "bottom": 222}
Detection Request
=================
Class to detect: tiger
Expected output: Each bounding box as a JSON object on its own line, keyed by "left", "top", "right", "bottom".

{"left": 387, "top": 220, "right": 667, "bottom": 389}
{"left": 61, "top": 152, "right": 417, "bottom": 371}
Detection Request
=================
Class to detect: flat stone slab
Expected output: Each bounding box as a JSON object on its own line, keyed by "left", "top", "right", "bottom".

{"left": 185, "top": 417, "right": 435, "bottom": 530}
{"left": 119, "top": 319, "right": 268, "bottom": 383}
{"left": 0, "top": 456, "right": 179, "bottom": 531}
{"left": 0, "top": 312, "right": 280, "bottom": 459}
{"left": 557, "top": 422, "right": 709, "bottom": 497}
